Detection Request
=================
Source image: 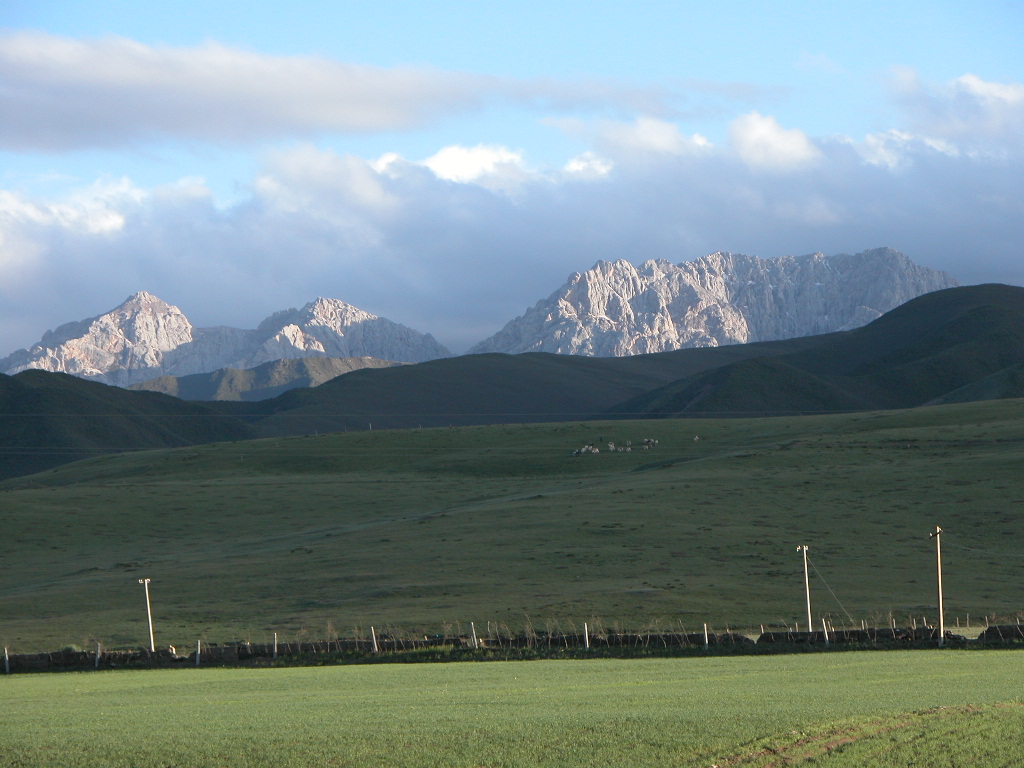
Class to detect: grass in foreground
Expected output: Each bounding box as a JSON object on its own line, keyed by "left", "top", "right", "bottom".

{"left": 2, "top": 650, "right": 1023, "bottom": 767}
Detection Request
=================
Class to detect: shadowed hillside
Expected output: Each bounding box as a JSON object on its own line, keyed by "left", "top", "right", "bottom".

{"left": 217, "top": 337, "right": 830, "bottom": 436}
{"left": 0, "top": 370, "right": 254, "bottom": 479}
{"left": 130, "top": 356, "right": 401, "bottom": 401}
{"left": 2, "top": 285, "right": 1022, "bottom": 479}
{"left": 610, "top": 284, "right": 1024, "bottom": 417}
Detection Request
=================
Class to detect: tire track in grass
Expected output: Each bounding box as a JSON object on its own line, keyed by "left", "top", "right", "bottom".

{"left": 711, "top": 702, "right": 1024, "bottom": 767}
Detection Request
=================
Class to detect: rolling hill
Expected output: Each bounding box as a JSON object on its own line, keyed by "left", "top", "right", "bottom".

{"left": 218, "top": 283, "right": 1024, "bottom": 433}
{"left": 1, "top": 284, "right": 1023, "bottom": 482}
{"left": 224, "top": 338, "right": 826, "bottom": 436}
{"left": 1, "top": 399, "right": 1023, "bottom": 651}
{"left": 129, "top": 356, "right": 401, "bottom": 401}
{"left": 0, "top": 370, "right": 254, "bottom": 480}
{"left": 610, "top": 284, "right": 1024, "bottom": 417}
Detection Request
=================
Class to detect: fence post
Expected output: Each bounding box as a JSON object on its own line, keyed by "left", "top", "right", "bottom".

{"left": 703, "top": 623, "right": 709, "bottom": 651}
{"left": 196, "top": 639, "right": 201, "bottom": 667}
{"left": 95, "top": 642, "right": 101, "bottom": 670}
{"left": 371, "top": 626, "right": 379, "bottom": 654}
{"left": 274, "top": 632, "right": 278, "bottom": 660}
{"left": 584, "top": 622, "right": 590, "bottom": 650}
{"left": 471, "top": 621, "right": 479, "bottom": 650}
{"left": 822, "top": 617, "right": 830, "bottom": 646}
{"left": 4, "top": 646, "right": 9, "bottom": 674}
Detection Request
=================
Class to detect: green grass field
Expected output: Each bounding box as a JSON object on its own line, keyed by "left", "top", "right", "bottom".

{"left": 2, "top": 399, "right": 1023, "bottom": 651}
{"left": 2, "top": 651, "right": 1023, "bottom": 767}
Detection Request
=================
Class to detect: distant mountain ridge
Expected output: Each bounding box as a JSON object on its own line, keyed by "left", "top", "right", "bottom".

{"left": 129, "top": 356, "right": 401, "bottom": 401}
{"left": 1, "top": 293, "right": 451, "bottom": 385}
{"left": 0, "top": 247, "right": 959, "bottom": 387}
{"left": 470, "top": 248, "right": 959, "bottom": 355}
{"left": 608, "top": 283, "right": 1024, "bottom": 417}
{"left": 2, "top": 284, "right": 1023, "bottom": 481}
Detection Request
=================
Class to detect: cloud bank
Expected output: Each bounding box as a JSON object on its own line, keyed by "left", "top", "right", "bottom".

{"left": 0, "top": 44, "right": 1021, "bottom": 356}
{"left": 0, "top": 31, "right": 672, "bottom": 150}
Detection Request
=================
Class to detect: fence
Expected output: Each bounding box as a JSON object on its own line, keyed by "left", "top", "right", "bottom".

{"left": 6, "top": 623, "right": 1022, "bottom": 674}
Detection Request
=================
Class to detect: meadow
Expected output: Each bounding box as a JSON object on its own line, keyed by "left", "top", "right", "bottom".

{"left": 2, "top": 651, "right": 1023, "bottom": 767}
{"left": 1, "top": 398, "right": 1023, "bottom": 652}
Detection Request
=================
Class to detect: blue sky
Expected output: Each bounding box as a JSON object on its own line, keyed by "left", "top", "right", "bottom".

{"left": 1, "top": 1, "right": 1022, "bottom": 353}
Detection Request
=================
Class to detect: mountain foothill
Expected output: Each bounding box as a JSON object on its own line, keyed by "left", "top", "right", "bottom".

{"left": 2, "top": 247, "right": 1022, "bottom": 480}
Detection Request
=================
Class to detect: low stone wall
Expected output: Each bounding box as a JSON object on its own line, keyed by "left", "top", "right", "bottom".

{"left": 2, "top": 624, "right": 1009, "bottom": 674}
{"left": 978, "top": 625, "right": 1024, "bottom": 643}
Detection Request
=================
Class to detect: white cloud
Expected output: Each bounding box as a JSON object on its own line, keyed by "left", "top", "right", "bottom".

{"left": 955, "top": 74, "right": 1024, "bottom": 106}
{"left": 598, "top": 117, "right": 712, "bottom": 156}
{"left": 2, "top": 71, "right": 1024, "bottom": 355}
{"left": 257, "top": 144, "right": 398, "bottom": 214}
{"left": 0, "top": 31, "right": 678, "bottom": 151}
{"left": 728, "top": 112, "right": 822, "bottom": 171}
{"left": 564, "top": 152, "right": 614, "bottom": 178}
{"left": 424, "top": 145, "right": 526, "bottom": 182}
{"left": 0, "top": 178, "right": 140, "bottom": 236}
{"left": 892, "top": 68, "right": 1024, "bottom": 153}
{"left": 856, "top": 130, "right": 960, "bottom": 169}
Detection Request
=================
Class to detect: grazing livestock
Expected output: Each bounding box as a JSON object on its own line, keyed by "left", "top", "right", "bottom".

{"left": 574, "top": 438, "right": 656, "bottom": 455}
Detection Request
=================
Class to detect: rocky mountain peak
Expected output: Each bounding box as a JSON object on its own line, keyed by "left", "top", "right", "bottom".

{"left": 2, "top": 293, "right": 452, "bottom": 385}
{"left": 301, "top": 297, "right": 376, "bottom": 325}
{"left": 470, "top": 247, "right": 959, "bottom": 356}
{"left": 121, "top": 290, "right": 172, "bottom": 309}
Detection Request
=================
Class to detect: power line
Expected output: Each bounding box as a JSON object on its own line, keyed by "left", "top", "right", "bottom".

{"left": 807, "top": 555, "right": 855, "bottom": 623}
{"left": 944, "top": 542, "right": 1024, "bottom": 558}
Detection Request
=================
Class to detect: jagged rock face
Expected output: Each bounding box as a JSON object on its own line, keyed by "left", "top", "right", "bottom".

{"left": 1, "top": 294, "right": 451, "bottom": 385}
{"left": 470, "top": 248, "right": 960, "bottom": 356}
{"left": 245, "top": 298, "right": 449, "bottom": 366}
{"left": 0, "top": 292, "right": 194, "bottom": 381}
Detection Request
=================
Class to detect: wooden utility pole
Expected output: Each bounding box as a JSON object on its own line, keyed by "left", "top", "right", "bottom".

{"left": 798, "top": 545, "right": 812, "bottom": 632}
{"left": 139, "top": 578, "right": 155, "bottom": 652}
{"left": 931, "top": 526, "right": 945, "bottom": 646}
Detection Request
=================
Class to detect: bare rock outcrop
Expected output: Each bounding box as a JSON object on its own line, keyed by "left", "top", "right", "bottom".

{"left": 469, "top": 248, "right": 959, "bottom": 356}
{"left": 1, "top": 294, "right": 451, "bottom": 385}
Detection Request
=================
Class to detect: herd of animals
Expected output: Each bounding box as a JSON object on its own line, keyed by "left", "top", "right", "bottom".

{"left": 572, "top": 437, "right": 665, "bottom": 455}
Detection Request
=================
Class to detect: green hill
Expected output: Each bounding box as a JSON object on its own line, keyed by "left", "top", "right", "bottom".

{"left": 129, "top": 356, "right": 401, "bottom": 401}
{"left": 2, "top": 399, "right": 1023, "bottom": 651}
{"left": 2, "top": 284, "right": 1023, "bottom": 483}
{"left": 220, "top": 336, "right": 831, "bottom": 436}
{"left": 612, "top": 284, "right": 1024, "bottom": 417}
{"left": 0, "top": 370, "right": 254, "bottom": 480}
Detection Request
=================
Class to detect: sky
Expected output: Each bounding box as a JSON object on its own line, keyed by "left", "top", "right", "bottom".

{"left": 1, "top": 1, "right": 1022, "bottom": 355}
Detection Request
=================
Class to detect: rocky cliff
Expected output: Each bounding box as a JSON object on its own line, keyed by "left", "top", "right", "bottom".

{"left": 1, "top": 294, "right": 451, "bottom": 385}
{"left": 469, "top": 248, "right": 959, "bottom": 356}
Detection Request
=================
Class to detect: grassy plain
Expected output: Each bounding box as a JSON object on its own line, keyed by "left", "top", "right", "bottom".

{"left": 2, "top": 651, "right": 1023, "bottom": 767}
{"left": 1, "top": 399, "right": 1023, "bottom": 651}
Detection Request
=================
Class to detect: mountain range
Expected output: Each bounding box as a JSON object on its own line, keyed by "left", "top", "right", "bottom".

{"left": 2, "top": 283, "right": 1023, "bottom": 480}
{"left": 0, "top": 293, "right": 450, "bottom": 386}
{"left": 1, "top": 248, "right": 956, "bottom": 388}
{"left": 470, "top": 247, "right": 958, "bottom": 355}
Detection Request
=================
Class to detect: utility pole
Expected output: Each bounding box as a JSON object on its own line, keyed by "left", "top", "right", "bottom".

{"left": 797, "top": 545, "right": 812, "bottom": 633}
{"left": 930, "top": 526, "right": 944, "bottom": 647}
{"left": 139, "top": 578, "right": 155, "bottom": 652}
